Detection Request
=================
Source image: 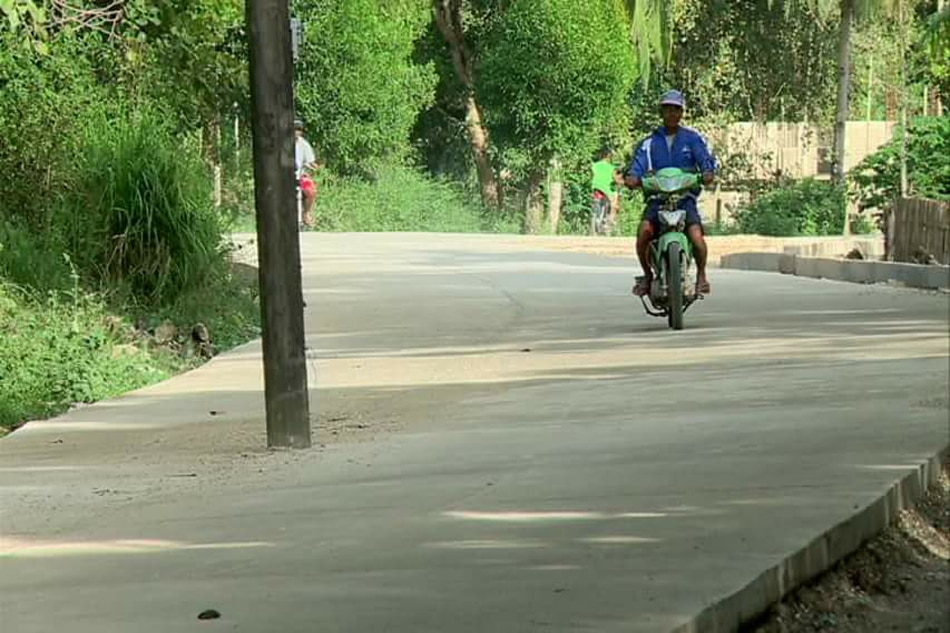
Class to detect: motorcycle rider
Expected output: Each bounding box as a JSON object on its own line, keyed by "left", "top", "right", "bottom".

{"left": 590, "top": 146, "right": 624, "bottom": 230}
{"left": 624, "top": 90, "right": 717, "bottom": 296}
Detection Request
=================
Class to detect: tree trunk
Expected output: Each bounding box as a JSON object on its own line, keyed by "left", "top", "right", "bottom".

{"left": 202, "top": 115, "right": 223, "bottom": 209}
{"left": 524, "top": 172, "right": 544, "bottom": 235}
{"left": 833, "top": 0, "right": 853, "bottom": 185}
{"left": 897, "top": 0, "right": 909, "bottom": 198}
{"left": 433, "top": 0, "right": 501, "bottom": 209}
{"left": 547, "top": 158, "right": 563, "bottom": 234}
{"left": 834, "top": 0, "right": 854, "bottom": 234}
{"left": 464, "top": 95, "right": 500, "bottom": 209}
{"left": 214, "top": 118, "right": 223, "bottom": 209}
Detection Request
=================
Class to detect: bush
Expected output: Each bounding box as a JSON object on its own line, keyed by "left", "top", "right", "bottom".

{"left": 61, "top": 112, "right": 223, "bottom": 306}
{"left": 313, "top": 164, "right": 500, "bottom": 233}
{"left": 552, "top": 157, "right": 641, "bottom": 237}
{"left": 850, "top": 116, "right": 950, "bottom": 213}
{"left": 734, "top": 179, "right": 845, "bottom": 236}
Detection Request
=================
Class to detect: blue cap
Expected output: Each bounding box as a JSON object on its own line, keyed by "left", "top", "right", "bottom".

{"left": 660, "top": 90, "right": 685, "bottom": 108}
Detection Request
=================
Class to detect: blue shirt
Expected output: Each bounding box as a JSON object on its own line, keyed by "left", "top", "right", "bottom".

{"left": 627, "top": 125, "right": 717, "bottom": 184}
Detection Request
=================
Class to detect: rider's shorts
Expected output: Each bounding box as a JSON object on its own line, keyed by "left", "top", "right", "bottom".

{"left": 300, "top": 175, "right": 317, "bottom": 196}
{"left": 643, "top": 196, "right": 702, "bottom": 232}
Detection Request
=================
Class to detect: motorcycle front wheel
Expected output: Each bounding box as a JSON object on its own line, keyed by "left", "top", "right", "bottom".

{"left": 665, "top": 242, "right": 684, "bottom": 330}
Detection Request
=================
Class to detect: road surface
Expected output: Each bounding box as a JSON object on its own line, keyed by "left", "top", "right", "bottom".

{"left": 1, "top": 233, "right": 947, "bottom": 632}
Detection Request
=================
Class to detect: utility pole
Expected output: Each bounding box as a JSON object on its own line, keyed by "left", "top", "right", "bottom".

{"left": 246, "top": 0, "right": 311, "bottom": 449}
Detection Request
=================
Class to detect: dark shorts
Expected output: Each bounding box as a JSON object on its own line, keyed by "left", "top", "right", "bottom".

{"left": 643, "top": 197, "right": 702, "bottom": 233}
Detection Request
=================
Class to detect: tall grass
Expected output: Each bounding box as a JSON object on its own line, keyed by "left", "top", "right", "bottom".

{"left": 62, "top": 112, "right": 223, "bottom": 306}
{"left": 314, "top": 164, "right": 504, "bottom": 233}
{"left": 0, "top": 220, "right": 72, "bottom": 292}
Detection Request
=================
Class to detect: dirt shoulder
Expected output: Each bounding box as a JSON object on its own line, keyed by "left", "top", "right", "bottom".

{"left": 748, "top": 459, "right": 950, "bottom": 633}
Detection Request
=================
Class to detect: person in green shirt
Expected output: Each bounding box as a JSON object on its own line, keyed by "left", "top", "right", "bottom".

{"left": 591, "top": 147, "right": 624, "bottom": 230}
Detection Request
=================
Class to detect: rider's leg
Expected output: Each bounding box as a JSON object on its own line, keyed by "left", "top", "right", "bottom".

{"left": 301, "top": 178, "right": 317, "bottom": 228}
{"left": 302, "top": 191, "right": 316, "bottom": 227}
{"left": 687, "top": 223, "right": 710, "bottom": 292}
{"left": 634, "top": 219, "right": 655, "bottom": 295}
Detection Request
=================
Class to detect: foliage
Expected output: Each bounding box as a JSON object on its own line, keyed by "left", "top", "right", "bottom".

{"left": 0, "top": 278, "right": 170, "bottom": 432}
{"left": 670, "top": 0, "right": 838, "bottom": 121}
{"left": 0, "top": 31, "right": 119, "bottom": 229}
{"left": 1, "top": 0, "right": 51, "bottom": 48}
{"left": 135, "top": 260, "right": 261, "bottom": 353}
{"left": 734, "top": 178, "right": 846, "bottom": 236}
{"left": 121, "top": 0, "right": 247, "bottom": 132}
{"left": 849, "top": 116, "right": 950, "bottom": 212}
{"left": 555, "top": 158, "right": 643, "bottom": 237}
{"left": 921, "top": 2, "right": 950, "bottom": 98}
{"left": 312, "top": 164, "right": 502, "bottom": 233}
{"left": 61, "top": 111, "right": 223, "bottom": 306}
{"left": 0, "top": 220, "right": 71, "bottom": 292}
{"left": 623, "top": 0, "right": 672, "bottom": 84}
{"left": 849, "top": 2, "right": 943, "bottom": 121}
{"left": 0, "top": 215, "right": 259, "bottom": 433}
{"left": 294, "top": 0, "right": 437, "bottom": 174}
{"left": 477, "top": 0, "right": 639, "bottom": 179}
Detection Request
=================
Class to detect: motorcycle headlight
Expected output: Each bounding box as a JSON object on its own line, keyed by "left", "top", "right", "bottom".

{"left": 659, "top": 210, "right": 686, "bottom": 227}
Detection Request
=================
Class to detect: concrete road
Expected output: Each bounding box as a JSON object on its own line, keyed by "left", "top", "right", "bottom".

{"left": 1, "top": 233, "right": 948, "bottom": 633}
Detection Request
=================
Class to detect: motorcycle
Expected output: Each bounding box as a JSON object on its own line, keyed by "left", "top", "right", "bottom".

{"left": 636, "top": 167, "right": 704, "bottom": 330}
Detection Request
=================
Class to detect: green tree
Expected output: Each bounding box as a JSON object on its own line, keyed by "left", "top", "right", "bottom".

{"left": 769, "top": 0, "right": 911, "bottom": 184}
{"left": 430, "top": 0, "right": 502, "bottom": 208}
{"left": 849, "top": 115, "right": 950, "bottom": 212}
{"left": 671, "top": 0, "right": 838, "bottom": 121}
{"left": 477, "top": 0, "right": 638, "bottom": 232}
{"left": 426, "top": 0, "right": 670, "bottom": 211}
{"left": 0, "top": 30, "right": 121, "bottom": 229}
{"left": 922, "top": 1, "right": 949, "bottom": 107}
{"left": 294, "top": 0, "right": 437, "bottom": 174}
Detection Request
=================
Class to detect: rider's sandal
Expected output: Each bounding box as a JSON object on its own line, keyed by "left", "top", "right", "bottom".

{"left": 632, "top": 276, "right": 651, "bottom": 296}
{"left": 696, "top": 280, "right": 711, "bottom": 295}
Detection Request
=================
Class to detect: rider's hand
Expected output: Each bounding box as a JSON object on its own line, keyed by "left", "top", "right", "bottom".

{"left": 624, "top": 175, "right": 642, "bottom": 189}
{"left": 702, "top": 171, "right": 714, "bottom": 186}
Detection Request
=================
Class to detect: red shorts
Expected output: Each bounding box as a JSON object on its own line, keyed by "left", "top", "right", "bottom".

{"left": 300, "top": 175, "right": 317, "bottom": 196}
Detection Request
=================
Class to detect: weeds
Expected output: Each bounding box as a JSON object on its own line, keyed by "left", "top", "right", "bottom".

{"left": 0, "top": 279, "right": 171, "bottom": 432}
{"left": 0, "top": 110, "right": 260, "bottom": 435}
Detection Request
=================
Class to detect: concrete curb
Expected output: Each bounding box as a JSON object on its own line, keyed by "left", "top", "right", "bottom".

{"left": 671, "top": 449, "right": 948, "bottom": 633}
{"left": 721, "top": 252, "right": 950, "bottom": 290}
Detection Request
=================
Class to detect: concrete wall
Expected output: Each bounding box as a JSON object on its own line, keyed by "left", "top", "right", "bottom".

{"left": 710, "top": 121, "right": 895, "bottom": 179}
{"left": 698, "top": 121, "right": 896, "bottom": 223}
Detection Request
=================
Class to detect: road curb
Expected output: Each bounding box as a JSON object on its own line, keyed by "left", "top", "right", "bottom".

{"left": 721, "top": 252, "right": 950, "bottom": 290}
{"left": 670, "top": 449, "right": 948, "bottom": 633}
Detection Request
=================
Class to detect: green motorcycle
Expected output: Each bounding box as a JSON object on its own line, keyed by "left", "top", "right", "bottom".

{"left": 637, "top": 167, "right": 703, "bottom": 330}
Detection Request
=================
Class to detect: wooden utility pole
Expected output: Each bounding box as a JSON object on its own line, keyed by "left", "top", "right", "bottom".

{"left": 246, "top": 0, "right": 311, "bottom": 449}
